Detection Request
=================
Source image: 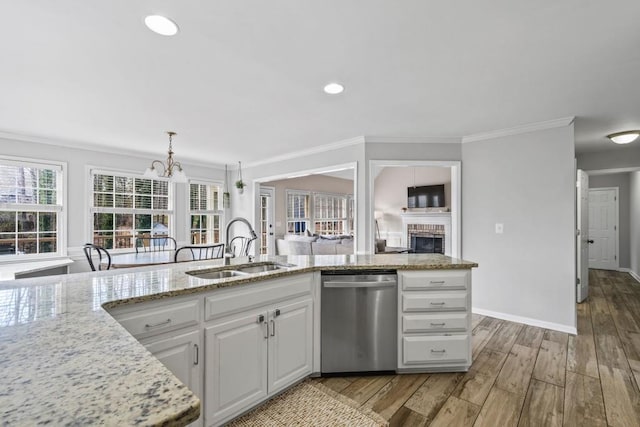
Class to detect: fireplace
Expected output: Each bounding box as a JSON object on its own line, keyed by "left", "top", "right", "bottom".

{"left": 401, "top": 212, "right": 452, "bottom": 256}
{"left": 408, "top": 224, "right": 445, "bottom": 254}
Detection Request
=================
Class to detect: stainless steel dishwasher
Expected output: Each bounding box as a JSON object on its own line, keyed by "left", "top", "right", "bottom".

{"left": 321, "top": 270, "right": 397, "bottom": 374}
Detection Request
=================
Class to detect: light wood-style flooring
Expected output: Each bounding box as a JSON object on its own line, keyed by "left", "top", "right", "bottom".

{"left": 316, "top": 269, "right": 640, "bottom": 426}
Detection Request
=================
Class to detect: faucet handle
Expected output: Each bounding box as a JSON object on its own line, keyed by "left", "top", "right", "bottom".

{"left": 248, "top": 255, "right": 255, "bottom": 262}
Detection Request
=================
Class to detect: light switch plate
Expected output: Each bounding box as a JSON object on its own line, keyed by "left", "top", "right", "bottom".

{"left": 495, "top": 223, "right": 504, "bottom": 234}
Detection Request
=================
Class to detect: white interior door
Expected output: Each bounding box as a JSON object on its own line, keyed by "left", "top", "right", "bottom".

{"left": 259, "top": 187, "right": 275, "bottom": 255}
{"left": 588, "top": 188, "right": 618, "bottom": 270}
{"left": 576, "top": 170, "right": 589, "bottom": 303}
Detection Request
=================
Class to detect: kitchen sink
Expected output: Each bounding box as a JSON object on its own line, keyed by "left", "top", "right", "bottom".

{"left": 233, "top": 262, "right": 291, "bottom": 274}
{"left": 187, "top": 270, "right": 248, "bottom": 280}
{"left": 186, "top": 262, "right": 294, "bottom": 281}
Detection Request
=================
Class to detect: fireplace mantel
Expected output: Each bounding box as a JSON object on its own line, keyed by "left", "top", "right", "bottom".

{"left": 401, "top": 212, "right": 452, "bottom": 256}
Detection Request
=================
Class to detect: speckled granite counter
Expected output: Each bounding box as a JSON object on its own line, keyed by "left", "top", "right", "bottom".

{"left": 0, "top": 254, "right": 476, "bottom": 426}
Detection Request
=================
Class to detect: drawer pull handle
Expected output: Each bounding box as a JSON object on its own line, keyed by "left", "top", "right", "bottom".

{"left": 145, "top": 319, "right": 171, "bottom": 329}
{"left": 430, "top": 302, "right": 446, "bottom": 306}
{"left": 431, "top": 349, "right": 446, "bottom": 353}
{"left": 430, "top": 280, "right": 446, "bottom": 284}
{"left": 430, "top": 322, "right": 446, "bottom": 326}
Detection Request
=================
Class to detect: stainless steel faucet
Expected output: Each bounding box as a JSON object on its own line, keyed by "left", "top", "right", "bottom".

{"left": 225, "top": 217, "right": 258, "bottom": 258}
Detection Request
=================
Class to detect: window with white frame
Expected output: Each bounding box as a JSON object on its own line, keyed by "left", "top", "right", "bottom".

{"left": 285, "top": 190, "right": 354, "bottom": 236}
{"left": 90, "top": 170, "right": 172, "bottom": 250}
{"left": 286, "top": 191, "right": 310, "bottom": 235}
{"left": 313, "top": 193, "right": 349, "bottom": 235}
{"left": 0, "top": 157, "right": 64, "bottom": 258}
{"left": 189, "top": 181, "right": 223, "bottom": 244}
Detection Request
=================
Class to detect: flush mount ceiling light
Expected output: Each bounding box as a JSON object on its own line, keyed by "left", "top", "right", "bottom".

{"left": 144, "top": 15, "right": 179, "bottom": 36}
{"left": 323, "top": 83, "right": 344, "bottom": 95}
{"left": 607, "top": 130, "right": 640, "bottom": 144}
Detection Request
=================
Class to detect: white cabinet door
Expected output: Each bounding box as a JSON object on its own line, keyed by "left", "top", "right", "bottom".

{"left": 268, "top": 298, "right": 313, "bottom": 394}
{"left": 144, "top": 330, "right": 202, "bottom": 426}
{"left": 204, "top": 311, "right": 268, "bottom": 426}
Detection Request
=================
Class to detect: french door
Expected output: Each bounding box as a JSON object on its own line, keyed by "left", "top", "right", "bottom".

{"left": 259, "top": 187, "right": 275, "bottom": 255}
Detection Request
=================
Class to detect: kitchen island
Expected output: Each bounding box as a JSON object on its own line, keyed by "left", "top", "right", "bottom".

{"left": 0, "top": 254, "right": 476, "bottom": 426}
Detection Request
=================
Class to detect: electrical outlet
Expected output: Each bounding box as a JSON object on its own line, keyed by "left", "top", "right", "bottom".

{"left": 495, "top": 223, "right": 504, "bottom": 234}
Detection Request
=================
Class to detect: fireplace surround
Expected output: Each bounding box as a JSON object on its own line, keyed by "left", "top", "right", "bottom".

{"left": 400, "top": 212, "right": 451, "bottom": 256}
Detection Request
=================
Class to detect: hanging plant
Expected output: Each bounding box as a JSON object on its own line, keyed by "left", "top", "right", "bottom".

{"left": 235, "top": 161, "right": 245, "bottom": 194}
{"left": 223, "top": 164, "right": 230, "bottom": 208}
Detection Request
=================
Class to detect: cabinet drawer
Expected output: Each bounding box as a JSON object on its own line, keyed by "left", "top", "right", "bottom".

{"left": 205, "top": 274, "right": 313, "bottom": 321}
{"left": 401, "top": 270, "right": 468, "bottom": 291}
{"left": 402, "top": 292, "right": 467, "bottom": 312}
{"left": 403, "top": 313, "right": 468, "bottom": 333}
{"left": 113, "top": 299, "right": 200, "bottom": 339}
{"left": 403, "top": 335, "right": 469, "bottom": 365}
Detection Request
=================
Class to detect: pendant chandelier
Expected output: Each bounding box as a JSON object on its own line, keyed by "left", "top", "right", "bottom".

{"left": 144, "top": 131, "right": 188, "bottom": 182}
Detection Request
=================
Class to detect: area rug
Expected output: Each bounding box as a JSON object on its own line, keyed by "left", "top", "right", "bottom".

{"left": 228, "top": 380, "right": 389, "bottom": 426}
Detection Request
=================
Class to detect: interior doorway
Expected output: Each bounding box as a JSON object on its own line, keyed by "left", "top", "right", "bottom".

{"left": 369, "top": 160, "right": 461, "bottom": 258}
{"left": 588, "top": 187, "right": 619, "bottom": 270}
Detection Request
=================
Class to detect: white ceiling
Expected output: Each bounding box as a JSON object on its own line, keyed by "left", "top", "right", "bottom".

{"left": 1, "top": 1, "right": 639, "bottom": 165}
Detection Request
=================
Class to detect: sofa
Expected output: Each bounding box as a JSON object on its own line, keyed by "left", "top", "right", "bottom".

{"left": 276, "top": 234, "right": 354, "bottom": 255}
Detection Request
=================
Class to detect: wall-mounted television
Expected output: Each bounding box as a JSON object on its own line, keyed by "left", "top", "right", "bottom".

{"left": 408, "top": 184, "right": 445, "bottom": 208}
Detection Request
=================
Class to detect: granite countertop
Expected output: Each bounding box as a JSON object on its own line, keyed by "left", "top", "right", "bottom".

{"left": 0, "top": 254, "right": 477, "bottom": 426}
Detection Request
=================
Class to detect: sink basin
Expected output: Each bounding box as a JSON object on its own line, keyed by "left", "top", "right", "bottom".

{"left": 186, "top": 263, "right": 294, "bottom": 280}
{"left": 234, "top": 263, "right": 291, "bottom": 274}
{"left": 187, "top": 270, "right": 248, "bottom": 280}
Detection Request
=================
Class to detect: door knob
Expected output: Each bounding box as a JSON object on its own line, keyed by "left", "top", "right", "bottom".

{"left": 587, "top": 239, "right": 594, "bottom": 244}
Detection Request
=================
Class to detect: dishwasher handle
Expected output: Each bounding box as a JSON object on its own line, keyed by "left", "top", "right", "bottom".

{"left": 323, "top": 280, "right": 397, "bottom": 288}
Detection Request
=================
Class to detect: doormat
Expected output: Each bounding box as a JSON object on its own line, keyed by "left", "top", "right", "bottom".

{"left": 228, "top": 380, "right": 389, "bottom": 426}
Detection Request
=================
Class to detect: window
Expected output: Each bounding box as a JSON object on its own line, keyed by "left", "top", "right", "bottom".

{"left": 286, "top": 191, "right": 310, "bottom": 235}
{"left": 189, "top": 182, "right": 223, "bottom": 244}
{"left": 90, "top": 171, "right": 172, "bottom": 250}
{"left": 313, "top": 193, "right": 349, "bottom": 235}
{"left": 0, "top": 157, "right": 64, "bottom": 258}
{"left": 285, "top": 190, "right": 354, "bottom": 236}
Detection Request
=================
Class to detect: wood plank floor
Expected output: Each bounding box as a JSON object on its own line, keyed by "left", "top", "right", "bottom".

{"left": 315, "top": 269, "right": 640, "bottom": 426}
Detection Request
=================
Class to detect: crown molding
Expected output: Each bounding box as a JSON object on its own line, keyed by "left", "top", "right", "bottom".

{"left": 363, "top": 136, "right": 461, "bottom": 144}
{"left": 0, "top": 129, "right": 225, "bottom": 170}
{"left": 462, "top": 117, "right": 575, "bottom": 144}
{"left": 244, "top": 136, "right": 365, "bottom": 168}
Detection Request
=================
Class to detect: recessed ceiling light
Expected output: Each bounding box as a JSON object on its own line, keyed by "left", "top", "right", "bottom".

{"left": 144, "top": 15, "right": 179, "bottom": 36}
{"left": 323, "top": 83, "right": 344, "bottom": 95}
{"left": 607, "top": 130, "right": 640, "bottom": 144}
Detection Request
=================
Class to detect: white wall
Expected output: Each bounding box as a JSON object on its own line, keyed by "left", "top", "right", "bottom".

{"left": 631, "top": 171, "right": 640, "bottom": 280}
{"left": 589, "top": 173, "right": 631, "bottom": 269}
{"left": 0, "top": 136, "right": 224, "bottom": 272}
{"left": 462, "top": 124, "right": 576, "bottom": 332}
{"left": 577, "top": 145, "right": 640, "bottom": 172}
{"left": 262, "top": 174, "right": 354, "bottom": 238}
{"left": 374, "top": 166, "right": 451, "bottom": 245}
{"left": 239, "top": 139, "right": 463, "bottom": 254}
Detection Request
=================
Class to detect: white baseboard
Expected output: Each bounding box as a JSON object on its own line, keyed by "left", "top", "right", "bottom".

{"left": 619, "top": 268, "right": 640, "bottom": 283}
{"left": 472, "top": 307, "right": 577, "bottom": 335}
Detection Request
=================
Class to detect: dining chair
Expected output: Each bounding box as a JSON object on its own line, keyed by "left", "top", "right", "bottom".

{"left": 228, "top": 236, "right": 256, "bottom": 257}
{"left": 83, "top": 243, "right": 111, "bottom": 271}
{"left": 135, "top": 235, "right": 177, "bottom": 253}
{"left": 174, "top": 243, "right": 226, "bottom": 263}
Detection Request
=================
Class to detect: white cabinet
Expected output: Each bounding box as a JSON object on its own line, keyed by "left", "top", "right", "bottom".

{"left": 268, "top": 299, "right": 313, "bottom": 394}
{"left": 204, "top": 298, "right": 313, "bottom": 426}
{"left": 398, "top": 270, "right": 471, "bottom": 371}
{"left": 203, "top": 274, "right": 314, "bottom": 426}
{"left": 110, "top": 297, "right": 204, "bottom": 427}
{"left": 204, "top": 310, "right": 269, "bottom": 424}
{"left": 143, "top": 330, "right": 203, "bottom": 426}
